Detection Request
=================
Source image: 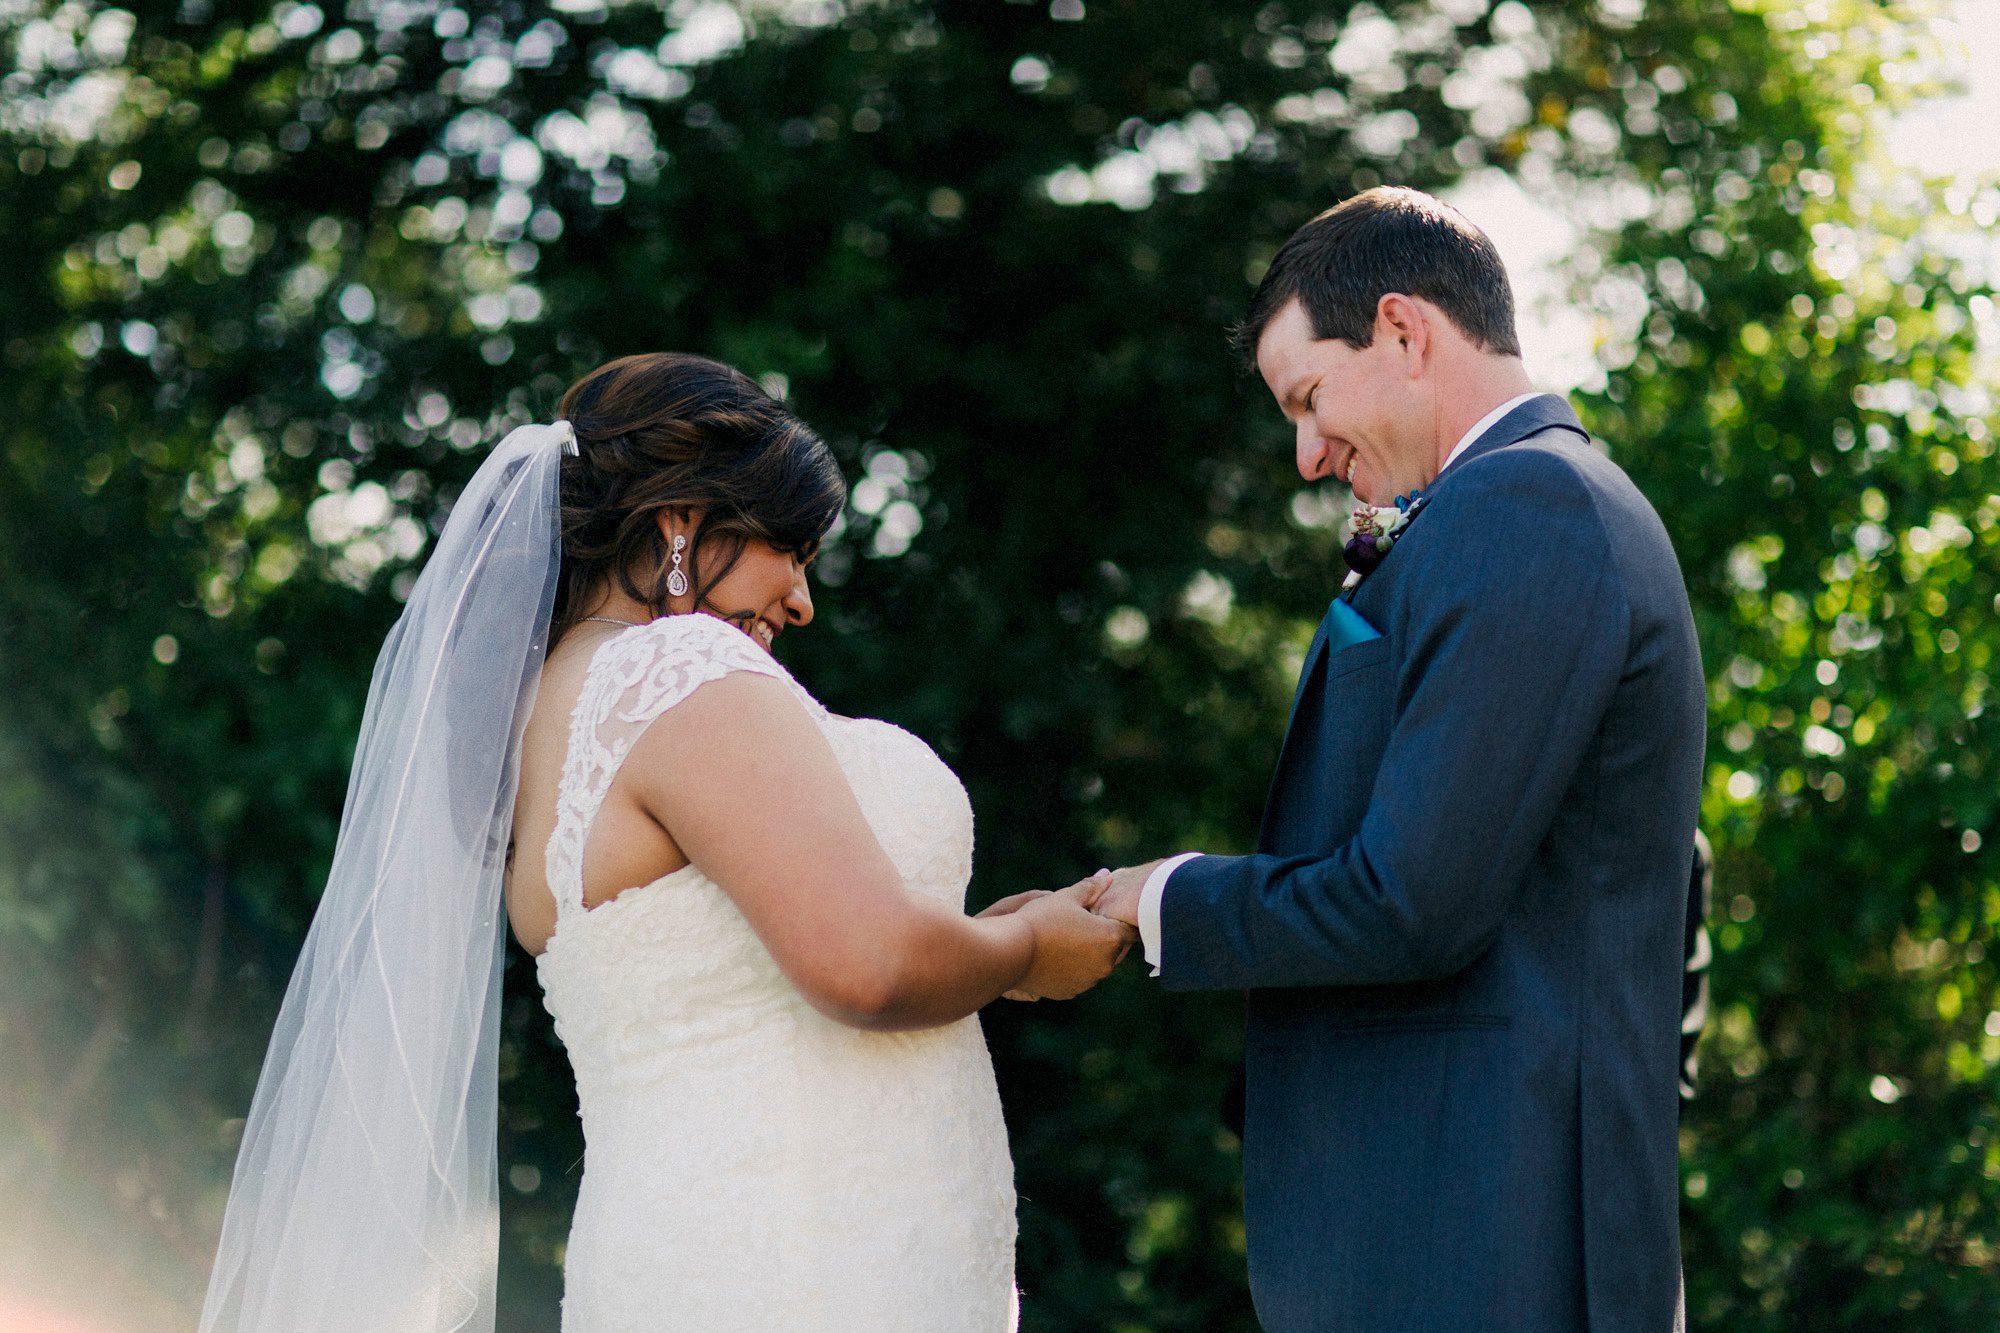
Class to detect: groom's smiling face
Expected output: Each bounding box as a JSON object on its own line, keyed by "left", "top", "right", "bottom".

{"left": 1255, "top": 296, "right": 1429, "bottom": 506}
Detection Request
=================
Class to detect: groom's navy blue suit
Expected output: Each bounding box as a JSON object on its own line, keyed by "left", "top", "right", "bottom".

{"left": 1160, "top": 395, "right": 1705, "bottom": 1332}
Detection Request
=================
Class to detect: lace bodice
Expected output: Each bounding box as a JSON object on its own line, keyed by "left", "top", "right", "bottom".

{"left": 533, "top": 614, "right": 1016, "bottom": 1332}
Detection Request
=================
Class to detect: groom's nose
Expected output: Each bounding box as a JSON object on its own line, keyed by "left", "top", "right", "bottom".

{"left": 1295, "top": 418, "right": 1332, "bottom": 482}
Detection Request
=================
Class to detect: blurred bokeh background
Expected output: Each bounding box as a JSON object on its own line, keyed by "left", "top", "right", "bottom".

{"left": 3, "top": 0, "right": 1998, "bottom": 1328}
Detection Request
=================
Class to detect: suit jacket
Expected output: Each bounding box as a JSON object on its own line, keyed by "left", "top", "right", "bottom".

{"left": 1161, "top": 395, "right": 1706, "bottom": 1332}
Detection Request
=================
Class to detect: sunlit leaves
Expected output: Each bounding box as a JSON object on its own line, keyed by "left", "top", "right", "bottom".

{"left": 1563, "top": 1, "right": 2000, "bottom": 1322}
{"left": 5, "top": 0, "right": 2000, "bottom": 1328}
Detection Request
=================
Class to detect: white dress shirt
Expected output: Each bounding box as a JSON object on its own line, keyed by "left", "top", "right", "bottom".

{"left": 1439, "top": 391, "right": 1542, "bottom": 475}
{"left": 1135, "top": 392, "right": 1546, "bottom": 976}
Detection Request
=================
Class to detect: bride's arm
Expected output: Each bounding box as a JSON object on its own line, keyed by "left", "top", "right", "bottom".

{"left": 624, "top": 670, "right": 1130, "bottom": 1032}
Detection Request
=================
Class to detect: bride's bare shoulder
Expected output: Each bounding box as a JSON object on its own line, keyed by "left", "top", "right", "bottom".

{"left": 524, "top": 631, "right": 613, "bottom": 743}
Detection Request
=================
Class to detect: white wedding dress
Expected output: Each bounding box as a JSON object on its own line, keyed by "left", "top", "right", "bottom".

{"left": 534, "top": 612, "right": 1019, "bottom": 1331}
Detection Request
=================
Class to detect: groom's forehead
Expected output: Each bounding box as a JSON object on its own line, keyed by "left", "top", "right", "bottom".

{"left": 1258, "top": 301, "right": 1360, "bottom": 401}
{"left": 1261, "top": 298, "right": 1315, "bottom": 352}
{"left": 1256, "top": 301, "right": 1317, "bottom": 383}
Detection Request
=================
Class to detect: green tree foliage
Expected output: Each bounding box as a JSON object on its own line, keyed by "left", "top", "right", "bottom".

{"left": 0, "top": 0, "right": 1993, "bottom": 1328}
{"left": 1573, "top": 5, "right": 2000, "bottom": 1324}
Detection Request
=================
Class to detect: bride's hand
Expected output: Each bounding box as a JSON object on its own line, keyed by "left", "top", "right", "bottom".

{"left": 1004, "top": 873, "right": 1135, "bottom": 1001}
{"left": 975, "top": 890, "right": 1051, "bottom": 919}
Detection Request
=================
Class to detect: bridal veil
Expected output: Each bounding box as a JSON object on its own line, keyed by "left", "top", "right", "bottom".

{"left": 199, "top": 422, "right": 572, "bottom": 1332}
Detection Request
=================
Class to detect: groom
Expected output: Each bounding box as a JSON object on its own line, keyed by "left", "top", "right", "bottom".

{"left": 1090, "top": 188, "right": 1705, "bottom": 1331}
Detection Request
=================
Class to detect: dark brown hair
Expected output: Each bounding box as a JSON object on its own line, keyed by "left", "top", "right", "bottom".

{"left": 1233, "top": 186, "right": 1521, "bottom": 365}
{"left": 549, "top": 353, "right": 845, "bottom": 649}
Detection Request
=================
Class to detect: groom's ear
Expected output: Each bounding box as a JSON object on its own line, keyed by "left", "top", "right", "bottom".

{"left": 1375, "top": 293, "right": 1431, "bottom": 373}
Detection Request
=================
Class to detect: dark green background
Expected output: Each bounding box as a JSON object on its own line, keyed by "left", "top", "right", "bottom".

{"left": 2, "top": 0, "right": 1996, "bottom": 1328}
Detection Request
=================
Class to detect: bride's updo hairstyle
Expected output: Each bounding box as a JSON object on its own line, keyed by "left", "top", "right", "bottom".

{"left": 550, "top": 352, "right": 845, "bottom": 648}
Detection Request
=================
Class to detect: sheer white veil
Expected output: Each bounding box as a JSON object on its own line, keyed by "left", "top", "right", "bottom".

{"left": 199, "top": 421, "right": 576, "bottom": 1333}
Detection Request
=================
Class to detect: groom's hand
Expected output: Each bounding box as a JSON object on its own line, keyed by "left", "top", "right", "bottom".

{"left": 1086, "top": 859, "right": 1165, "bottom": 928}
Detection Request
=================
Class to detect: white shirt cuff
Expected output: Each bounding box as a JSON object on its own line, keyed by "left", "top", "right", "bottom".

{"left": 1139, "top": 853, "right": 1201, "bottom": 977}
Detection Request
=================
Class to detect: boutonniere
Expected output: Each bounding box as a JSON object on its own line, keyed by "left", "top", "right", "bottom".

{"left": 1340, "top": 490, "right": 1429, "bottom": 592}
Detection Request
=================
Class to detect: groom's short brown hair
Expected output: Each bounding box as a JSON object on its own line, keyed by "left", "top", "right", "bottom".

{"left": 1234, "top": 186, "right": 1522, "bottom": 364}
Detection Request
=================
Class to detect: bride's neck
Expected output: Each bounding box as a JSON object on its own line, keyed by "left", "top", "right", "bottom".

{"left": 573, "top": 579, "right": 667, "bottom": 626}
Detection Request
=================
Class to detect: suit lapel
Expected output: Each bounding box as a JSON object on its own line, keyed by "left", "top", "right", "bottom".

{"left": 1289, "top": 610, "right": 1335, "bottom": 723}
{"left": 1253, "top": 394, "right": 1591, "bottom": 850}
{"left": 1259, "top": 603, "right": 1337, "bottom": 849}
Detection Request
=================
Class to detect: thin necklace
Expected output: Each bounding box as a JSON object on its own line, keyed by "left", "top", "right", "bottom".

{"left": 579, "top": 614, "right": 646, "bottom": 628}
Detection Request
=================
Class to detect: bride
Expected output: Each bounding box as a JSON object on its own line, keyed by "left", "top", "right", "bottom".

{"left": 198, "top": 352, "right": 1134, "bottom": 1332}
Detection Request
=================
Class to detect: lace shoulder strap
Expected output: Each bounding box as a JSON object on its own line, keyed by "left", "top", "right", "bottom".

{"left": 545, "top": 614, "right": 822, "bottom": 915}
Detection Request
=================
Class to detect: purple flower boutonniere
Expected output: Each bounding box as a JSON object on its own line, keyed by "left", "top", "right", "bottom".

{"left": 1341, "top": 490, "right": 1429, "bottom": 592}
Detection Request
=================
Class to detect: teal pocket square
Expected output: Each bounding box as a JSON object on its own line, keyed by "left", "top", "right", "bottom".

{"left": 1325, "top": 599, "right": 1382, "bottom": 653}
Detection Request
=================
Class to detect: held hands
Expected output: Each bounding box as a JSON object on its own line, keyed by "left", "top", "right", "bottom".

{"left": 976, "top": 872, "right": 1136, "bottom": 1001}
{"left": 1082, "top": 860, "right": 1161, "bottom": 929}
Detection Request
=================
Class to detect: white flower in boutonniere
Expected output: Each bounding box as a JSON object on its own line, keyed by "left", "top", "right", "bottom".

{"left": 1340, "top": 491, "right": 1428, "bottom": 591}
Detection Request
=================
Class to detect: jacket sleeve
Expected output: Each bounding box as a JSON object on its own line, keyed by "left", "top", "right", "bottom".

{"left": 1159, "top": 452, "right": 1632, "bottom": 991}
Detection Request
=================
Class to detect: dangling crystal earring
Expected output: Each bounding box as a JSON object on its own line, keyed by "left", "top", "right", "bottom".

{"left": 666, "top": 533, "right": 689, "bottom": 598}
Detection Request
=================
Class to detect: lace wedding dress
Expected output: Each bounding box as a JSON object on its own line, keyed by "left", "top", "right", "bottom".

{"left": 534, "top": 612, "right": 1019, "bottom": 1331}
